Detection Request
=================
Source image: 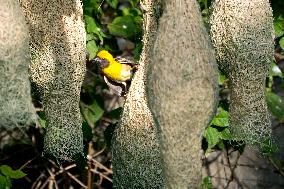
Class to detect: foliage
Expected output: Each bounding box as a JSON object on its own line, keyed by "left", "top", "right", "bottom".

{"left": 83, "top": 0, "right": 143, "bottom": 59}
{"left": 272, "top": 0, "right": 284, "bottom": 50}
{"left": 266, "top": 91, "right": 284, "bottom": 120}
{"left": 198, "top": 0, "right": 212, "bottom": 27}
{"left": 203, "top": 107, "right": 231, "bottom": 153}
{"left": 0, "top": 165, "right": 26, "bottom": 189}
{"left": 201, "top": 176, "right": 213, "bottom": 189}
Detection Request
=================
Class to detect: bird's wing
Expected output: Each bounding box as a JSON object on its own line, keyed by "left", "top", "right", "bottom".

{"left": 115, "top": 56, "right": 139, "bottom": 75}
{"left": 104, "top": 76, "right": 127, "bottom": 96}
{"left": 115, "top": 56, "right": 136, "bottom": 66}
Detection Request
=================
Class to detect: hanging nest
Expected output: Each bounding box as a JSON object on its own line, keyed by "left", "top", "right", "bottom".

{"left": 0, "top": 0, "right": 36, "bottom": 128}
{"left": 210, "top": 0, "right": 274, "bottom": 147}
{"left": 20, "top": 0, "right": 86, "bottom": 161}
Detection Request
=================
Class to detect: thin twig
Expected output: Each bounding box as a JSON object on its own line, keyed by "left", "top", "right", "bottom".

{"left": 93, "top": 145, "right": 106, "bottom": 157}
{"left": 46, "top": 168, "right": 59, "bottom": 189}
{"left": 56, "top": 164, "right": 76, "bottom": 175}
{"left": 268, "top": 156, "right": 284, "bottom": 177}
{"left": 90, "top": 169, "right": 113, "bottom": 183}
{"left": 66, "top": 172, "right": 88, "bottom": 188}
{"left": 98, "top": 0, "right": 105, "bottom": 9}
{"left": 87, "top": 142, "right": 94, "bottom": 189}
{"left": 39, "top": 177, "right": 49, "bottom": 189}
{"left": 91, "top": 159, "right": 112, "bottom": 174}
{"left": 48, "top": 159, "right": 60, "bottom": 169}
{"left": 19, "top": 157, "right": 36, "bottom": 170}
{"left": 32, "top": 173, "right": 45, "bottom": 189}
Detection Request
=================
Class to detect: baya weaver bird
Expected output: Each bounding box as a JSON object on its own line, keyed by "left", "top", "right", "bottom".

{"left": 91, "top": 50, "right": 137, "bottom": 96}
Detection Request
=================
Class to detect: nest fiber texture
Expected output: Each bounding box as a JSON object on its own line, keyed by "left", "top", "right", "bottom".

{"left": 20, "top": 0, "right": 86, "bottom": 160}
{"left": 210, "top": 0, "right": 274, "bottom": 146}
{"left": 0, "top": 0, "right": 36, "bottom": 128}
{"left": 147, "top": 0, "right": 218, "bottom": 187}
{"left": 112, "top": 1, "right": 164, "bottom": 188}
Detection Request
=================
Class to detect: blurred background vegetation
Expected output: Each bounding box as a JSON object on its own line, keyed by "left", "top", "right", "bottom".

{"left": 1, "top": 0, "right": 284, "bottom": 188}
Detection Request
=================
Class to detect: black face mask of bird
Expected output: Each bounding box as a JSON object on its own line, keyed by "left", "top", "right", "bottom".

{"left": 92, "top": 57, "right": 110, "bottom": 69}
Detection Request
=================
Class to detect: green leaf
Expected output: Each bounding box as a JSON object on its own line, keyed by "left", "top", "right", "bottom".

{"left": 86, "top": 40, "right": 99, "bottom": 59}
{"left": 274, "top": 18, "right": 284, "bottom": 38}
{"left": 0, "top": 165, "right": 26, "bottom": 179}
{"left": 201, "top": 8, "right": 209, "bottom": 16}
{"left": 0, "top": 175, "right": 5, "bottom": 189}
{"left": 86, "top": 33, "right": 94, "bottom": 42}
{"left": 106, "top": 0, "right": 118, "bottom": 8}
{"left": 218, "top": 73, "right": 226, "bottom": 85}
{"left": 0, "top": 174, "right": 11, "bottom": 189}
{"left": 217, "top": 140, "right": 225, "bottom": 150}
{"left": 83, "top": 0, "right": 103, "bottom": 16}
{"left": 134, "top": 16, "right": 143, "bottom": 25}
{"left": 9, "top": 170, "right": 26, "bottom": 179}
{"left": 129, "top": 0, "right": 140, "bottom": 7}
{"left": 85, "top": 15, "right": 105, "bottom": 41}
{"left": 201, "top": 176, "right": 212, "bottom": 189}
{"left": 260, "top": 139, "right": 279, "bottom": 156}
{"left": 266, "top": 92, "right": 284, "bottom": 119}
{"left": 219, "top": 128, "right": 232, "bottom": 140}
{"left": 280, "top": 37, "right": 284, "bottom": 50}
{"left": 210, "top": 108, "right": 229, "bottom": 127}
{"left": 37, "top": 111, "right": 46, "bottom": 128}
{"left": 0, "top": 165, "right": 14, "bottom": 177}
{"left": 122, "top": 7, "right": 142, "bottom": 17}
{"left": 85, "top": 15, "right": 99, "bottom": 33}
{"left": 204, "top": 127, "right": 220, "bottom": 151}
{"left": 81, "top": 100, "right": 104, "bottom": 127}
{"left": 108, "top": 15, "right": 141, "bottom": 39}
